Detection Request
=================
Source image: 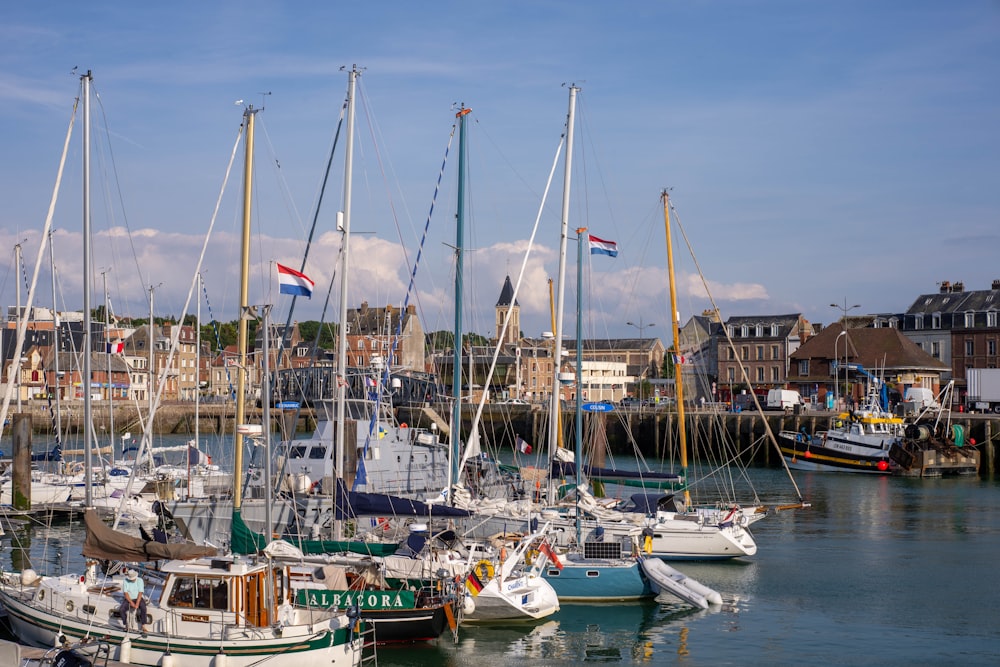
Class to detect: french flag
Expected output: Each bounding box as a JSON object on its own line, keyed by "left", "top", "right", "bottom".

{"left": 277, "top": 263, "right": 314, "bottom": 298}
{"left": 588, "top": 234, "right": 618, "bottom": 258}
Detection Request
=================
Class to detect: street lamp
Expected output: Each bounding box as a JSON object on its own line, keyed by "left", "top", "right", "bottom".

{"left": 627, "top": 318, "right": 656, "bottom": 409}
{"left": 830, "top": 301, "right": 859, "bottom": 411}
{"left": 833, "top": 330, "right": 847, "bottom": 412}
{"left": 830, "top": 299, "right": 861, "bottom": 324}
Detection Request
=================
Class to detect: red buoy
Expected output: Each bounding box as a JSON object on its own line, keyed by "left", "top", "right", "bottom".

{"left": 877, "top": 460, "right": 889, "bottom": 471}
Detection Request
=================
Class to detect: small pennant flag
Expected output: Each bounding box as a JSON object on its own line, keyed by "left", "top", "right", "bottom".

{"left": 516, "top": 435, "right": 532, "bottom": 455}
{"left": 277, "top": 263, "right": 315, "bottom": 298}
{"left": 588, "top": 234, "right": 618, "bottom": 257}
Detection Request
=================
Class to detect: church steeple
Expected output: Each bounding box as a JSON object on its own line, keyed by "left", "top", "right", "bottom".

{"left": 495, "top": 275, "right": 520, "bottom": 345}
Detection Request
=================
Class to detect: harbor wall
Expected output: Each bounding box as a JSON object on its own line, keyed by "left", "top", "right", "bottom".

{"left": 11, "top": 401, "right": 997, "bottom": 475}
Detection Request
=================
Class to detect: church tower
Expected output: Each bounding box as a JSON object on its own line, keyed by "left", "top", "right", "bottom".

{"left": 495, "top": 275, "right": 520, "bottom": 345}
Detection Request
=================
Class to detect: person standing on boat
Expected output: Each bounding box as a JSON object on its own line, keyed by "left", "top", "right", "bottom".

{"left": 120, "top": 568, "right": 148, "bottom": 632}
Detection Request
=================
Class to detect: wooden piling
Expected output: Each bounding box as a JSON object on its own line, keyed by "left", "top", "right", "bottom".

{"left": 12, "top": 413, "right": 32, "bottom": 511}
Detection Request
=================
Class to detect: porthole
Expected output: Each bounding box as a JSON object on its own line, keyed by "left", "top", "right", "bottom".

{"left": 37, "top": 589, "right": 45, "bottom": 601}
{"left": 66, "top": 599, "right": 75, "bottom": 612}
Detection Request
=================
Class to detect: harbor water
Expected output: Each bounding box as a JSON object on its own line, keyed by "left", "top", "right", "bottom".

{"left": 1, "top": 436, "right": 998, "bottom": 665}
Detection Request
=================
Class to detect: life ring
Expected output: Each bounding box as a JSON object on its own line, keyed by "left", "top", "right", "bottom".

{"left": 473, "top": 560, "right": 494, "bottom": 582}
{"left": 375, "top": 517, "right": 391, "bottom": 531}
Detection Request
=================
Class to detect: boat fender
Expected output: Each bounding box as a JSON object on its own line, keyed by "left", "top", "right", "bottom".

{"left": 463, "top": 593, "right": 476, "bottom": 615}
{"left": 473, "top": 560, "right": 495, "bottom": 582}
{"left": 119, "top": 636, "right": 132, "bottom": 664}
{"left": 161, "top": 651, "right": 176, "bottom": 667}
{"left": 212, "top": 650, "right": 228, "bottom": 667}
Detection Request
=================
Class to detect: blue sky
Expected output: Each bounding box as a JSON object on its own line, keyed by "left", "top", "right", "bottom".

{"left": 2, "top": 1, "right": 998, "bottom": 346}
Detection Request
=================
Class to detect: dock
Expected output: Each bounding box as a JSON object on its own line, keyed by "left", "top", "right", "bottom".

{"left": 2, "top": 637, "right": 137, "bottom": 666}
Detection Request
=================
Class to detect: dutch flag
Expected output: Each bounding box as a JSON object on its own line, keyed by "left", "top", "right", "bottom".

{"left": 588, "top": 234, "right": 618, "bottom": 258}
{"left": 277, "top": 263, "right": 315, "bottom": 298}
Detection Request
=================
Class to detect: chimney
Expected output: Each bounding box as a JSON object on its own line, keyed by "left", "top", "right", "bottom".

{"left": 992, "top": 279, "right": 1000, "bottom": 290}
{"left": 939, "top": 281, "right": 951, "bottom": 293}
{"left": 953, "top": 281, "right": 964, "bottom": 293}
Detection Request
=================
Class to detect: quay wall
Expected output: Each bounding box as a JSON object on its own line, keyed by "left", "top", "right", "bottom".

{"left": 11, "top": 401, "right": 998, "bottom": 475}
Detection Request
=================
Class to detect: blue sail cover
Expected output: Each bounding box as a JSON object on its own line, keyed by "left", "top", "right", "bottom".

{"left": 331, "top": 478, "right": 472, "bottom": 521}
{"left": 549, "top": 459, "right": 681, "bottom": 482}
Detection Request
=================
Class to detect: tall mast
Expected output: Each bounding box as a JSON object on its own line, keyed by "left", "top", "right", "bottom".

{"left": 102, "top": 269, "right": 113, "bottom": 454}
{"left": 233, "top": 105, "right": 257, "bottom": 514}
{"left": 334, "top": 67, "right": 358, "bottom": 540}
{"left": 49, "top": 232, "right": 61, "bottom": 448}
{"left": 451, "top": 105, "right": 471, "bottom": 490}
{"left": 662, "top": 190, "right": 689, "bottom": 507}
{"left": 82, "top": 70, "right": 93, "bottom": 509}
{"left": 574, "top": 226, "right": 586, "bottom": 545}
{"left": 548, "top": 84, "right": 578, "bottom": 500}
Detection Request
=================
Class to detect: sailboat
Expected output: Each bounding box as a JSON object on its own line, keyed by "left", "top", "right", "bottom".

{"left": 0, "top": 73, "right": 365, "bottom": 667}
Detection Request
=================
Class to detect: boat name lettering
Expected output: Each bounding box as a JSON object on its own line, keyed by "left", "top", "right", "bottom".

{"left": 181, "top": 613, "right": 210, "bottom": 622}
{"left": 295, "top": 589, "right": 414, "bottom": 610}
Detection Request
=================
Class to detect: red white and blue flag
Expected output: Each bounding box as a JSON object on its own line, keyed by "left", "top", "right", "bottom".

{"left": 516, "top": 435, "right": 533, "bottom": 455}
{"left": 106, "top": 341, "right": 124, "bottom": 354}
{"left": 672, "top": 354, "right": 686, "bottom": 365}
{"left": 588, "top": 234, "right": 618, "bottom": 258}
{"left": 277, "top": 263, "right": 314, "bottom": 298}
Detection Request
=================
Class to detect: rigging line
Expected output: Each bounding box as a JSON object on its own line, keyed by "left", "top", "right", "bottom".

{"left": 352, "top": 119, "right": 459, "bottom": 491}
{"left": 277, "top": 96, "right": 348, "bottom": 363}
{"left": 457, "top": 131, "right": 567, "bottom": 478}
{"left": 91, "top": 83, "right": 146, "bottom": 297}
{"left": 200, "top": 275, "right": 236, "bottom": 400}
{"left": 0, "top": 91, "right": 76, "bottom": 439}
{"left": 667, "top": 197, "right": 803, "bottom": 501}
{"left": 115, "top": 120, "right": 245, "bottom": 527}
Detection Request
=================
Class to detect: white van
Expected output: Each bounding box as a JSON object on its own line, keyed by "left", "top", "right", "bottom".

{"left": 767, "top": 389, "right": 806, "bottom": 412}
{"left": 904, "top": 387, "right": 940, "bottom": 411}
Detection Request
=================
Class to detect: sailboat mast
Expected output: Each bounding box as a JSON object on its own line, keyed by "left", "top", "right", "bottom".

{"left": 548, "top": 84, "right": 578, "bottom": 500}
{"left": 451, "top": 105, "right": 471, "bottom": 490}
{"left": 574, "top": 227, "right": 586, "bottom": 545}
{"left": 661, "top": 190, "right": 689, "bottom": 506}
{"left": 233, "top": 105, "right": 257, "bottom": 513}
{"left": 103, "top": 270, "right": 113, "bottom": 455}
{"left": 82, "top": 70, "right": 94, "bottom": 509}
{"left": 49, "top": 233, "right": 61, "bottom": 447}
{"left": 334, "top": 67, "right": 358, "bottom": 540}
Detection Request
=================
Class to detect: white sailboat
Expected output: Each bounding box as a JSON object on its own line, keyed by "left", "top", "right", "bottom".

{"left": 0, "top": 72, "right": 365, "bottom": 667}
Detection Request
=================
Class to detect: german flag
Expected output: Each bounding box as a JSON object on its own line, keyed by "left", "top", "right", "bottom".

{"left": 466, "top": 570, "right": 484, "bottom": 596}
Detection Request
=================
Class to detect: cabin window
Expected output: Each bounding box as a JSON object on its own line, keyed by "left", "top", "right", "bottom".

{"left": 167, "top": 576, "right": 228, "bottom": 611}
{"left": 289, "top": 446, "right": 308, "bottom": 459}
{"left": 308, "top": 446, "right": 328, "bottom": 460}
